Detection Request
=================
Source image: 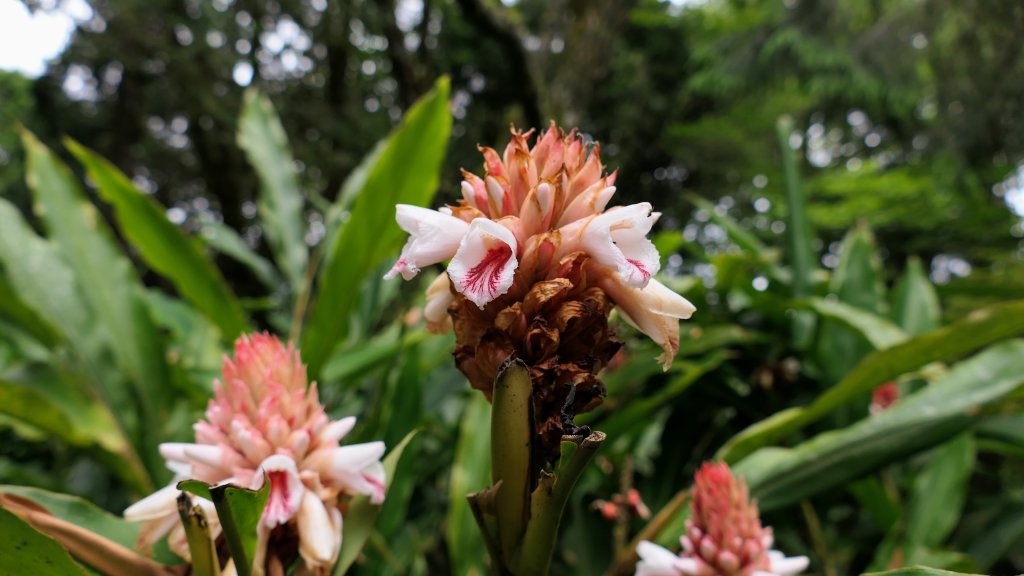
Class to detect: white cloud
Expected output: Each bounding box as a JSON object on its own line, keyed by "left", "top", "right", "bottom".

{"left": 0, "top": 0, "right": 91, "bottom": 77}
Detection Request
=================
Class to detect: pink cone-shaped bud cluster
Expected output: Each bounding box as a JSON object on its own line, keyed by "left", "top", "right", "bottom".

{"left": 636, "top": 463, "right": 808, "bottom": 576}
{"left": 124, "top": 333, "right": 386, "bottom": 574}
{"left": 386, "top": 123, "right": 695, "bottom": 367}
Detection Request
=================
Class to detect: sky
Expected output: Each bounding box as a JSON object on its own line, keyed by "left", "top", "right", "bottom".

{"left": 0, "top": 0, "right": 90, "bottom": 78}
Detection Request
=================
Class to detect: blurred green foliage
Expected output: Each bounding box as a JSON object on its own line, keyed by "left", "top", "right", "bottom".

{"left": 1, "top": 0, "right": 1024, "bottom": 575}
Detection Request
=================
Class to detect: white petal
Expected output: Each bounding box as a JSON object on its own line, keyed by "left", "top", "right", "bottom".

{"left": 252, "top": 454, "right": 306, "bottom": 527}
{"left": 165, "top": 460, "right": 193, "bottom": 478}
{"left": 424, "top": 272, "right": 454, "bottom": 334}
{"left": 461, "top": 181, "right": 480, "bottom": 209}
{"left": 328, "top": 443, "right": 387, "bottom": 504}
{"left": 135, "top": 513, "right": 180, "bottom": 554}
{"left": 634, "top": 541, "right": 683, "bottom": 576}
{"left": 251, "top": 520, "right": 270, "bottom": 574}
{"left": 581, "top": 203, "right": 660, "bottom": 287}
{"left": 384, "top": 205, "right": 470, "bottom": 280}
{"left": 334, "top": 441, "right": 386, "bottom": 468}
{"left": 768, "top": 550, "right": 809, "bottom": 576}
{"left": 124, "top": 484, "right": 179, "bottom": 522}
{"left": 297, "top": 492, "right": 340, "bottom": 567}
{"left": 158, "top": 442, "right": 194, "bottom": 463}
{"left": 181, "top": 444, "right": 225, "bottom": 469}
{"left": 319, "top": 416, "right": 357, "bottom": 445}
{"left": 601, "top": 277, "right": 696, "bottom": 369}
{"left": 447, "top": 219, "right": 518, "bottom": 308}
{"left": 519, "top": 182, "right": 556, "bottom": 235}
{"left": 485, "top": 176, "right": 506, "bottom": 215}
{"left": 674, "top": 557, "right": 701, "bottom": 575}
{"left": 558, "top": 184, "right": 615, "bottom": 226}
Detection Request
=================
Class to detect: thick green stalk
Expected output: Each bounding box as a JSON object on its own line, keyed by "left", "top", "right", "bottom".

{"left": 490, "top": 359, "right": 535, "bottom": 568}
{"left": 517, "top": 432, "right": 605, "bottom": 575}
{"left": 176, "top": 493, "right": 221, "bottom": 576}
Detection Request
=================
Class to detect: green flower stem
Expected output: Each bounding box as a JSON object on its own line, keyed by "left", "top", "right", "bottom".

{"left": 490, "top": 359, "right": 535, "bottom": 567}
{"left": 479, "top": 358, "right": 607, "bottom": 575}
{"left": 516, "top": 432, "right": 605, "bottom": 575}
{"left": 176, "top": 493, "right": 221, "bottom": 576}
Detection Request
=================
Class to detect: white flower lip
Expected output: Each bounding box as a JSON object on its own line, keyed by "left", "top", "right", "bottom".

{"left": 447, "top": 218, "right": 519, "bottom": 309}
{"left": 601, "top": 276, "right": 696, "bottom": 370}
{"left": 384, "top": 204, "right": 470, "bottom": 281}
{"left": 581, "top": 203, "right": 661, "bottom": 287}
{"left": 328, "top": 441, "right": 388, "bottom": 504}
{"left": 635, "top": 540, "right": 685, "bottom": 576}
{"left": 253, "top": 454, "right": 306, "bottom": 527}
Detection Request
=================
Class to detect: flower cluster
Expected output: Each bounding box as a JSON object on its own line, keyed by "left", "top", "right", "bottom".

{"left": 387, "top": 124, "right": 695, "bottom": 457}
{"left": 124, "top": 333, "right": 386, "bottom": 574}
{"left": 636, "top": 462, "right": 808, "bottom": 576}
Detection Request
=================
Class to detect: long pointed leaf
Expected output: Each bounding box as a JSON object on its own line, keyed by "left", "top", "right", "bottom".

{"left": 237, "top": 90, "right": 308, "bottom": 293}
{"left": 718, "top": 298, "right": 1024, "bottom": 463}
{"left": 66, "top": 139, "right": 248, "bottom": 339}
{"left": 892, "top": 256, "right": 941, "bottom": 335}
{"left": 23, "top": 130, "right": 172, "bottom": 477}
{"left": 0, "top": 200, "right": 148, "bottom": 490}
{"left": 447, "top": 393, "right": 492, "bottom": 576}
{"left": 735, "top": 340, "right": 1024, "bottom": 511}
{"left": 815, "top": 223, "right": 886, "bottom": 385}
{"left": 0, "top": 506, "right": 87, "bottom": 575}
{"left": 301, "top": 77, "right": 451, "bottom": 378}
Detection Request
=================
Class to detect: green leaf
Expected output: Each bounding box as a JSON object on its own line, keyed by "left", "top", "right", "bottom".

{"left": 66, "top": 139, "right": 248, "bottom": 340}
{"left": 815, "top": 223, "right": 886, "bottom": 385}
{"left": 335, "top": 430, "right": 418, "bottom": 575}
{"left": 848, "top": 477, "right": 900, "bottom": 532}
{"left": 177, "top": 479, "right": 214, "bottom": 501}
{"left": 490, "top": 359, "right": 534, "bottom": 565}
{"left": 23, "top": 130, "right": 172, "bottom": 475}
{"left": 802, "top": 298, "right": 907, "bottom": 350}
{"left": 965, "top": 501, "right": 1024, "bottom": 571}
{"left": 0, "top": 365, "right": 147, "bottom": 492}
{"left": 0, "top": 199, "right": 93, "bottom": 356}
{"left": 0, "top": 506, "right": 88, "bottom": 575}
{"left": 686, "top": 194, "right": 771, "bottom": 255}
{"left": 904, "top": 434, "right": 975, "bottom": 561}
{"left": 237, "top": 90, "right": 308, "bottom": 293}
{"left": 0, "top": 201, "right": 148, "bottom": 490}
{"left": 178, "top": 479, "right": 268, "bottom": 576}
{"left": 735, "top": 340, "right": 1024, "bottom": 512}
{"left": 447, "top": 393, "right": 492, "bottom": 576}
{"left": 892, "top": 256, "right": 942, "bottom": 335}
{"left": 777, "top": 115, "right": 816, "bottom": 347}
{"left": 777, "top": 115, "right": 815, "bottom": 299}
{"left": 588, "top": 352, "right": 728, "bottom": 438}
{"left": 301, "top": 77, "right": 451, "bottom": 378}
{"left": 0, "top": 273, "right": 60, "bottom": 348}
{"left": 718, "top": 299, "right": 1024, "bottom": 463}
{"left": 321, "top": 328, "right": 429, "bottom": 385}
{"left": 863, "top": 568, "right": 982, "bottom": 576}
{"left": 0, "top": 485, "right": 137, "bottom": 550}
{"left": 200, "top": 221, "right": 282, "bottom": 289}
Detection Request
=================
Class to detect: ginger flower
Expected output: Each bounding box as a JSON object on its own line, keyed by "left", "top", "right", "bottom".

{"left": 124, "top": 333, "right": 386, "bottom": 574}
{"left": 387, "top": 124, "right": 695, "bottom": 457}
{"left": 635, "top": 462, "right": 808, "bottom": 576}
{"left": 870, "top": 381, "right": 900, "bottom": 414}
